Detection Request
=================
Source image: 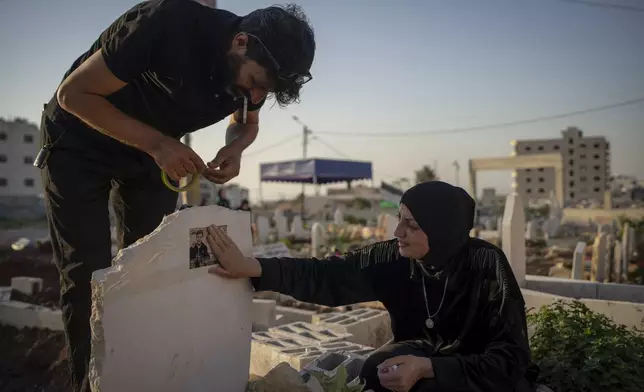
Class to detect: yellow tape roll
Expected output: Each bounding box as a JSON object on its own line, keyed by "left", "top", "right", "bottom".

{"left": 161, "top": 171, "right": 199, "bottom": 192}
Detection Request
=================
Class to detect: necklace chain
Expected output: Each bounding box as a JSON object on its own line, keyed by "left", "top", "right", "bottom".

{"left": 422, "top": 274, "right": 449, "bottom": 321}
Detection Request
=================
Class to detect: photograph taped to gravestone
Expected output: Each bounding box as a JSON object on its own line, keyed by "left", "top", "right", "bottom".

{"left": 189, "top": 226, "right": 227, "bottom": 269}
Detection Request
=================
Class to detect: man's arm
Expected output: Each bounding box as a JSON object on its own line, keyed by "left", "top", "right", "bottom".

{"left": 224, "top": 105, "right": 261, "bottom": 153}
{"left": 56, "top": 51, "right": 165, "bottom": 155}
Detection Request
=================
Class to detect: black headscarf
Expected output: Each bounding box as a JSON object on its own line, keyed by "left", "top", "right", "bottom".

{"left": 400, "top": 181, "right": 475, "bottom": 270}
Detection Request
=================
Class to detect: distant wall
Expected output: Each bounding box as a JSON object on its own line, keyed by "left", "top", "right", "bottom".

{"left": 0, "top": 195, "right": 46, "bottom": 221}
{"left": 563, "top": 207, "right": 644, "bottom": 223}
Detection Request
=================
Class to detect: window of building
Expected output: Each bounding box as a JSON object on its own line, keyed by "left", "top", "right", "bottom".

{"left": 594, "top": 165, "right": 601, "bottom": 171}
{"left": 537, "top": 145, "right": 544, "bottom": 151}
{"left": 0, "top": 154, "right": 6, "bottom": 163}
{"left": 526, "top": 168, "right": 532, "bottom": 173}
{"left": 538, "top": 168, "right": 544, "bottom": 172}
{"left": 569, "top": 138, "right": 574, "bottom": 145}
{"left": 538, "top": 177, "right": 545, "bottom": 183}
{"left": 538, "top": 188, "right": 545, "bottom": 194}
{"left": 24, "top": 178, "right": 34, "bottom": 187}
{"left": 568, "top": 148, "right": 574, "bottom": 155}
{"left": 594, "top": 187, "right": 601, "bottom": 193}
{"left": 569, "top": 170, "right": 574, "bottom": 177}
{"left": 593, "top": 176, "right": 601, "bottom": 181}
{"left": 0, "top": 132, "right": 6, "bottom": 142}
{"left": 24, "top": 156, "right": 33, "bottom": 164}
{"left": 23, "top": 134, "right": 34, "bottom": 144}
{"left": 0, "top": 178, "right": 6, "bottom": 186}
{"left": 593, "top": 154, "right": 600, "bottom": 159}
{"left": 526, "top": 178, "right": 532, "bottom": 183}
{"left": 569, "top": 159, "right": 574, "bottom": 165}
{"left": 580, "top": 143, "right": 586, "bottom": 148}
{"left": 553, "top": 145, "right": 560, "bottom": 150}
{"left": 570, "top": 191, "right": 575, "bottom": 198}
{"left": 580, "top": 176, "right": 587, "bottom": 182}
{"left": 580, "top": 154, "right": 587, "bottom": 159}
{"left": 593, "top": 143, "right": 600, "bottom": 148}
{"left": 526, "top": 188, "right": 532, "bottom": 194}
{"left": 569, "top": 181, "right": 575, "bottom": 187}
{"left": 525, "top": 146, "right": 532, "bottom": 152}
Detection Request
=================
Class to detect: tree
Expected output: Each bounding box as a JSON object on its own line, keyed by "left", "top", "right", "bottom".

{"left": 414, "top": 165, "right": 438, "bottom": 184}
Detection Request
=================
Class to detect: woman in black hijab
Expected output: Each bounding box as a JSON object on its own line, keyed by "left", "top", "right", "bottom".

{"left": 206, "top": 181, "right": 538, "bottom": 392}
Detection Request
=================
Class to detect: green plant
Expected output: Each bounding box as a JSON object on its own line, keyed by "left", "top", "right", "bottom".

{"left": 307, "top": 364, "right": 365, "bottom": 392}
{"left": 528, "top": 300, "right": 644, "bottom": 392}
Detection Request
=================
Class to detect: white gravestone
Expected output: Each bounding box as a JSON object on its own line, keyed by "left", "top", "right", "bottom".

{"left": 572, "top": 241, "right": 586, "bottom": 280}
{"left": 525, "top": 221, "right": 538, "bottom": 240}
{"left": 256, "top": 216, "right": 270, "bottom": 245}
{"left": 502, "top": 193, "right": 526, "bottom": 287}
{"left": 591, "top": 233, "right": 608, "bottom": 282}
{"left": 253, "top": 243, "right": 292, "bottom": 259}
{"left": 613, "top": 239, "right": 623, "bottom": 283}
{"left": 274, "top": 212, "right": 288, "bottom": 240}
{"left": 311, "top": 222, "right": 326, "bottom": 258}
{"left": 89, "top": 206, "right": 253, "bottom": 392}
{"left": 333, "top": 208, "right": 345, "bottom": 226}
{"left": 289, "top": 215, "right": 308, "bottom": 239}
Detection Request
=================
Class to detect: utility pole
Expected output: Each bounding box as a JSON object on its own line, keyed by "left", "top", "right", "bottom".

{"left": 293, "top": 116, "right": 312, "bottom": 220}
{"left": 452, "top": 160, "right": 461, "bottom": 186}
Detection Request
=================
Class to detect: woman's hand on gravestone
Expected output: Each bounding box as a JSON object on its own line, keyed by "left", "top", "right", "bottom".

{"left": 206, "top": 225, "right": 262, "bottom": 278}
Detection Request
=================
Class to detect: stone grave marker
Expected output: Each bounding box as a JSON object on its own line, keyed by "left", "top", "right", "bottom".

{"left": 311, "top": 222, "right": 326, "bottom": 258}
{"left": 89, "top": 205, "right": 254, "bottom": 392}
{"left": 502, "top": 193, "right": 526, "bottom": 287}
{"left": 256, "top": 216, "right": 270, "bottom": 245}
{"left": 572, "top": 241, "right": 586, "bottom": 280}
{"left": 253, "top": 242, "right": 292, "bottom": 259}
{"left": 591, "top": 233, "right": 607, "bottom": 282}
{"left": 525, "top": 221, "right": 537, "bottom": 240}
{"left": 274, "top": 212, "right": 288, "bottom": 240}
{"left": 290, "top": 215, "right": 308, "bottom": 239}
{"left": 333, "top": 208, "right": 345, "bottom": 226}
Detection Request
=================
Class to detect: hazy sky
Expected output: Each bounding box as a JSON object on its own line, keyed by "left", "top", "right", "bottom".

{"left": 1, "top": 0, "right": 643, "bottom": 202}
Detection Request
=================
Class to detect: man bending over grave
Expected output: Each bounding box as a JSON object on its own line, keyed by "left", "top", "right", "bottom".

{"left": 205, "top": 181, "right": 541, "bottom": 392}
{"left": 38, "top": 1, "right": 315, "bottom": 390}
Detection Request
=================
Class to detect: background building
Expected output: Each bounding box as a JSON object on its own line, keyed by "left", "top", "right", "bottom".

{"left": 0, "top": 118, "right": 42, "bottom": 197}
{"left": 512, "top": 126, "right": 610, "bottom": 206}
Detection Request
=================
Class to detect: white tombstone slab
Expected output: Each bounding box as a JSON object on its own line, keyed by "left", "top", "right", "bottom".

{"left": 333, "top": 208, "right": 345, "bottom": 226}
{"left": 289, "top": 215, "right": 308, "bottom": 239}
{"left": 311, "top": 222, "right": 326, "bottom": 258}
{"left": 591, "top": 233, "right": 608, "bottom": 282}
{"left": 525, "top": 221, "right": 538, "bottom": 240}
{"left": 89, "top": 205, "right": 254, "bottom": 392}
{"left": 613, "top": 239, "right": 623, "bottom": 283}
{"left": 627, "top": 226, "right": 636, "bottom": 261}
{"left": 621, "top": 223, "right": 632, "bottom": 272}
{"left": 572, "top": 241, "right": 586, "bottom": 280}
{"left": 256, "top": 216, "right": 270, "bottom": 245}
{"left": 274, "top": 214, "right": 288, "bottom": 240}
{"left": 502, "top": 193, "right": 526, "bottom": 287}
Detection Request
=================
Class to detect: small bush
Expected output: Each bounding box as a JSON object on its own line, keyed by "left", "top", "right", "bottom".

{"left": 528, "top": 300, "right": 644, "bottom": 392}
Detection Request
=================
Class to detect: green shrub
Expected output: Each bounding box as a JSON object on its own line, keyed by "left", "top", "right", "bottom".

{"left": 528, "top": 300, "right": 644, "bottom": 392}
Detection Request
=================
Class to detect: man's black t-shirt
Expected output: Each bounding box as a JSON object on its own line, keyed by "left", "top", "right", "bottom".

{"left": 44, "top": 0, "right": 264, "bottom": 156}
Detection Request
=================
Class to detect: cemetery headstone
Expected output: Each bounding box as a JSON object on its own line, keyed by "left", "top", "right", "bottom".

{"left": 253, "top": 242, "right": 292, "bottom": 259}
{"left": 89, "top": 205, "right": 253, "bottom": 392}
{"left": 613, "top": 239, "right": 623, "bottom": 283}
{"left": 274, "top": 212, "right": 288, "bottom": 240}
{"left": 572, "top": 241, "right": 586, "bottom": 280}
{"left": 525, "top": 220, "right": 538, "bottom": 240}
{"left": 311, "top": 222, "right": 326, "bottom": 258}
{"left": 591, "top": 233, "right": 607, "bottom": 282}
{"left": 256, "top": 216, "right": 270, "bottom": 245}
{"left": 502, "top": 193, "right": 526, "bottom": 287}
{"left": 333, "top": 208, "right": 345, "bottom": 226}
{"left": 290, "top": 215, "right": 308, "bottom": 238}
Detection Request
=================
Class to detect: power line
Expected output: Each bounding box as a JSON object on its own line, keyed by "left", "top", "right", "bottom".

{"left": 553, "top": 0, "right": 644, "bottom": 13}
{"left": 243, "top": 134, "right": 299, "bottom": 157}
{"left": 315, "top": 96, "right": 644, "bottom": 137}
{"left": 311, "top": 136, "right": 352, "bottom": 159}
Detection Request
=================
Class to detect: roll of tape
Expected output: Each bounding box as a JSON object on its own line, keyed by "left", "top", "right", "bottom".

{"left": 161, "top": 171, "right": 199, "bottom": 192}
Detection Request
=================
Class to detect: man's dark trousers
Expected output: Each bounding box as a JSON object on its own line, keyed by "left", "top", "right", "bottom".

{"left": 40, "top": 116, "right": 179, "bottom": 392}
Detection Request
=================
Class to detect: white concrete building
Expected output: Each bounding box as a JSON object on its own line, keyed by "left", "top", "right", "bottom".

{"left": 0, "top": 118, "right": 42, "bottom": 197}
{"left": 511, "top": 127, "right": 609, "bottom": 206}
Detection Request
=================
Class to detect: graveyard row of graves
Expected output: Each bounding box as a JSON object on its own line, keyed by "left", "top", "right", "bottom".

{"left": 0, "top": 196, "right": 643, "bottom": 391}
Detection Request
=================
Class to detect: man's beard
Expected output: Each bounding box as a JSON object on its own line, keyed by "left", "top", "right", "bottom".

{"left": 224, "top": 52, "right": 250, "bottom": 99}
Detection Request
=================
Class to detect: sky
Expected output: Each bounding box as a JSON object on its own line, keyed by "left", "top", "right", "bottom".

{"left": 1, "top": 0, "right": 643, "bottom": 202}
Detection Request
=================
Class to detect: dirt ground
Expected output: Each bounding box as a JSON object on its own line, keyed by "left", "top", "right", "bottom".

{"left": 0, "top": 247, "right": 70, "bottom": 392}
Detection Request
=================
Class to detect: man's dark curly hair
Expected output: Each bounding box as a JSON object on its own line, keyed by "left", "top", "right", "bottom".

{"left": 239, "top": 4, "right": 315, "bottom": 107}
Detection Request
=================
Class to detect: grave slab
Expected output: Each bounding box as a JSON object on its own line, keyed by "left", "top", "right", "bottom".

{"left": 11, "top": 276, "right": 43, "bottom": 296}
{"left": 89, "top": 205, "right": 254, "bottom": 392}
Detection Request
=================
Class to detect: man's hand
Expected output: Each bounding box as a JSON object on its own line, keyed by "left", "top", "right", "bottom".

{"left": 377, "top": 355, "right": 433, "bottom": 392}
{"left": 205, "top": 225, "right": 262, "bottom": 278}
{"left": 203, "top": 145, "right": 242, "bottom": 184}
{"left": 149, "top": 135, "right": 206, "bottom": 182}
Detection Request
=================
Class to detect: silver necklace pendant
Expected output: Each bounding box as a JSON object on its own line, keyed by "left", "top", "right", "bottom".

{"left": 425, "top": 318, "right": 435, "bottom": 329}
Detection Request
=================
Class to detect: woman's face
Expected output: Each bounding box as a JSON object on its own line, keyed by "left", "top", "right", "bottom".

{"left": 394, "top": 203, "right": 430, "bottom": 259}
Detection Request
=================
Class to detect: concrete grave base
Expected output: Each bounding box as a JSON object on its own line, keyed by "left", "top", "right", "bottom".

{"left": 89, "top": 205, "right": 254, "bottom": 392}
